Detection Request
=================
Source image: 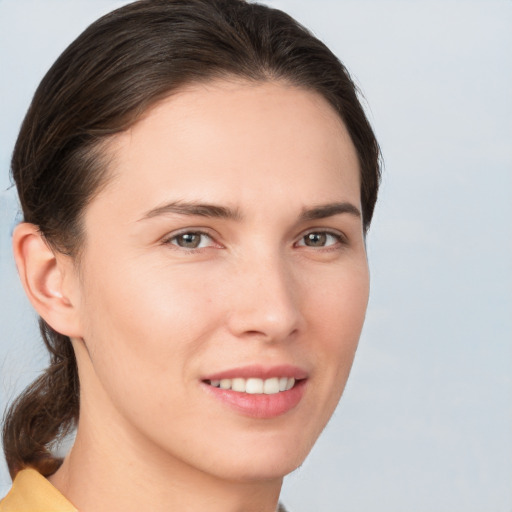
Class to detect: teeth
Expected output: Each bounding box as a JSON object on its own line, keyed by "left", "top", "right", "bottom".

{"left": 208, "top": 377, "right": 296, "bottom": 394}
{"left": 232, "top": 378, "right": 245, "bottom": 392}
{"left": 220, "top": 379, "right": 231, "bottom": 389}
{"left": 263, "top": 377, "right": 279, "bottom": 394}
{"left": 245, "top": 378, "right": 263, "bottom": 394}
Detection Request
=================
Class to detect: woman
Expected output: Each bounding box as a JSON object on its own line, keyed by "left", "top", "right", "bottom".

{"left": 0, "top": 0, "right": 380, "bottom": 511}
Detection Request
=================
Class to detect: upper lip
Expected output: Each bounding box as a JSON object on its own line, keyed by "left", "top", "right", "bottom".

{"left": 202, "top": 364, "right": 308, "bottom": 382}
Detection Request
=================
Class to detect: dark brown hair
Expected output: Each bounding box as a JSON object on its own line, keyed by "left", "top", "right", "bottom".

{"left": 3, "top": 0, "right": 381, "bottom": 478}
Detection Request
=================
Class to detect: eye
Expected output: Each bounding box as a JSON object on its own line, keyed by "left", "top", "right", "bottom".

{"left": 296, "top": 231, "right": 344, "bottom": 248}
{"left": 166, "top": 231, "right": 215, "bottom": 250}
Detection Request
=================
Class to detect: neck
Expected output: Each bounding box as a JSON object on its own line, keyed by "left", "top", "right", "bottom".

{"left": 49, "top": 410, "right": 283, "bottom": 512}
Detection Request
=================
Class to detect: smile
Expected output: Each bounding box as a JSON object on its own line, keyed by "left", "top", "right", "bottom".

{"left": 206, "top": 377, "right": 296, "bottom": 394}
{"left": 201, "top": 367, "right": 307, "bottom": 419}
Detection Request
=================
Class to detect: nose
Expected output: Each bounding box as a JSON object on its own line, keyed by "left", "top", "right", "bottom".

{"left": 225, "top": 251, "right": 303, "bottom": 343}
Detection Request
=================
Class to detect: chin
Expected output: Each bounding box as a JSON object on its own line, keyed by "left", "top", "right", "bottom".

{"left": 216, "top": 453, "right": 307, "bottom": 483}
{"left": 198, "top": 429, "right": 317, "bottom": 483}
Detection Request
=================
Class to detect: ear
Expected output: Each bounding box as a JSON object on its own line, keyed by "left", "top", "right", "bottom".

{"left": 12, "top": 223, "right": 83, "bottom": 338}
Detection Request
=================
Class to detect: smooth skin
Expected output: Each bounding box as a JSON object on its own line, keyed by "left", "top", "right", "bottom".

{"left": 13, "top": 79, "right": 369, "bottom": 512}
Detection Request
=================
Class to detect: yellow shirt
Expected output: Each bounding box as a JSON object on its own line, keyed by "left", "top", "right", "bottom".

{"left": 0, "top": 468, "right": 289, "bottom": 512}
{"left": 0, "top": 468, "right": 77, "bottom": 512}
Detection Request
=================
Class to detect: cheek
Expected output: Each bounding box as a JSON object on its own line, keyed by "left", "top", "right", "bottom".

{"left": 305, "top": 257, "right": 369, "bottom": 341}
{"left": 305, "top": 261, "right": 369, "bottom": 398}
{"left": 78, "top": 259, "right": 219, "bottom": 398}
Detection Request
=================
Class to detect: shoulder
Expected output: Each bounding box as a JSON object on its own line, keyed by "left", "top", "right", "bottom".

{"left": 0, "top": 468, "right": 77, "bottom": 512}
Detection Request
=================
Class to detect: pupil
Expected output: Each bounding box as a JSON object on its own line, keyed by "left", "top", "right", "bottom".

{"left": 178, "top": 233, "right": 200, "bottom": 248}
{"left": 306, "top": 233, "right": 326, "bottom": 246}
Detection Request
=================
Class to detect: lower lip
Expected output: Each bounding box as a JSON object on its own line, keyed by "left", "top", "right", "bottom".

{"left": 202, "top": 379, "right": 307, "bottom": 419}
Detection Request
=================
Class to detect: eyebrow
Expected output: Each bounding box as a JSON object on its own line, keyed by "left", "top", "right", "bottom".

{"left": 139, "top": 201, "right": 243, "bottom": 222}
{"left": 299, "top": 202, "right": 361, "bottom": 221}
{"left": 139, "top": 200, "right": 360, "bottom": 222}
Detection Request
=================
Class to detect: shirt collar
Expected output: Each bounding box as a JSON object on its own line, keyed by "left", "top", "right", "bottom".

{"left": 0, "top": 468, "right": 77, "bottom": 512}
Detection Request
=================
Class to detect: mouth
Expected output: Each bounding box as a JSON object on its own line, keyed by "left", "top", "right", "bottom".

{"left": 201, "top": 366, "right": 308, "bottom": 419}
{"left": 204, "top": 376, "right": 297, "bottom": 394}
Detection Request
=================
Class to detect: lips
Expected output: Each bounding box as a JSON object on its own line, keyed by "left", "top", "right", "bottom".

{"left": 201, "top": 365, "right": 308, "bottom": 418}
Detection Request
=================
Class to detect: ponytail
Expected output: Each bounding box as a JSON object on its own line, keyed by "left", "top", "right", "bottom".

{"left": 2, "top": 319, "right": 79, "bottom": 478}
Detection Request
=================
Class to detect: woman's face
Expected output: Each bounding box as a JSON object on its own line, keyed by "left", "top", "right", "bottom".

{"left": 69, "top": 79, "right": 369, "bottom": 481}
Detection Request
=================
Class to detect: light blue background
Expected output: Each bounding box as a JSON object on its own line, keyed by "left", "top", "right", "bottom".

{"left": 1, "top": 1, "right": 511, "bottom": 510}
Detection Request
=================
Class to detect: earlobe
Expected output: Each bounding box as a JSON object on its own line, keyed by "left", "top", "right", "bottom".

{"left": 12, "top": 223, "right": 82, "bottom": 338}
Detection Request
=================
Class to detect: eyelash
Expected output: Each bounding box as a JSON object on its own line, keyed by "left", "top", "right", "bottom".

{"left": 162, "top": 229, "right": 347, "bottom": 253}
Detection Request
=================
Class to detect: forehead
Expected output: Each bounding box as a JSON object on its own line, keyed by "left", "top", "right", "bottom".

{"left": 92, "top": 79, "right": 360, "bottom": 220}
